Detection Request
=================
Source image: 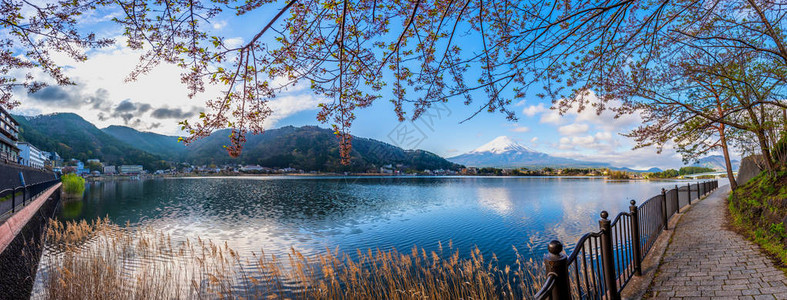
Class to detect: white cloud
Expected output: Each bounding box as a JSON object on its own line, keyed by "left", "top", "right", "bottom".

{"left": 265, "top": 94, "right": 322, "bottom": 127}
{"left": 540, "top": 110, "right": 562, "bottom": 124}
{"left": 224, "top": 37, "right": 244, "bottom": 49}
{"left": 522, "top": 90, "right": 687, "bottom": 169}
{"left": 530, "top": 137, "right": 538, "bottom": 143}
{"left": 212, "top": 20, "right": 228, "bottom": 30}
{"left": 509, "top": 125, "right": 530, "bottom": 133}
{"left": 571, "top": 135, "right": 595, "bottom": 144}
{"left": 523, "top": 103, "right": 546, "bottom": 117}
{"left": 558, "top": 123, "right": 589, "bottom": 135}
{"left": 595, "top": 131, "right": 613, "bottom": 140}
{"left": 11, "top": 36, "right": 322, "bottom": 136}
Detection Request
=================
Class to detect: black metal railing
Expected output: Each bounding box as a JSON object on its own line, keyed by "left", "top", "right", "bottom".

{"left": 534, "top": 180, "right": 719, "bottom": 299}
{"left": 0, "top": 179, "right": 60, "bottom": 221}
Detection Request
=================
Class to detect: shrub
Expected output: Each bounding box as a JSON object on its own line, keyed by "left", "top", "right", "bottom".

{"left": 608, "top": 170, "right": 630, "bottom": 179}
{"left": 61, "top": 173, "right": 85, "bottom": 197}
{"left": 772, "top": 133, "right": 787, "bottom": 168}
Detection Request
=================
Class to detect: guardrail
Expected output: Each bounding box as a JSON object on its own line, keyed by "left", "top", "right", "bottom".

{"left": 0, "top": 179, "right": 61, "bottom": 222}
{"left": 534, "top": 180, "right": 719, "bottom": 299}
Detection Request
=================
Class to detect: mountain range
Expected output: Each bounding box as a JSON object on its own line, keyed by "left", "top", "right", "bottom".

{"left": 448, "top": 136, "right": 664, "bottom": 172}
{"left": 16, "top": 113, "right": 735, "bottom": 173}
{"left": 690, "top": 155, "right": 741, "bottom": 172}
{"left": 16, "top": 113, "right": 461, "bottom": 172}
{"left": 448, "top": 136, "right": 612, "bottom": 168}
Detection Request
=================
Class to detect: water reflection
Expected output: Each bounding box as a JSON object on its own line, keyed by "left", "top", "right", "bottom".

{"left": 51, "top": 177, "right": 682, "bottom": 268}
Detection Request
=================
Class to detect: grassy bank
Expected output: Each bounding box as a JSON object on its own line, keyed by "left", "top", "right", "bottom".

{"left": 39, "top": 218, "right": 546, "bottom": 299}
{"left": 728, "top": 170, "right": 787, "bottom": 268}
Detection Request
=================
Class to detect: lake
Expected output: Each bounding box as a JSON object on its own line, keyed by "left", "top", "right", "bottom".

{"left": 46, "top": 176, "right": 686, "bottom": 267}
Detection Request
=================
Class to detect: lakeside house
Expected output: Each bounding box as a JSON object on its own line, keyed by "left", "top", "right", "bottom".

{"left": 0, "top": 106, "right": 19, "bottom": 164}
{"left": 18, "top": 142, "right": 47, "bottom": 169}
{"left": 44, "top": 151, "right": 62, "bottom": 168}
{"left": 104, "top": 165, "right": 116, "bottom": 174}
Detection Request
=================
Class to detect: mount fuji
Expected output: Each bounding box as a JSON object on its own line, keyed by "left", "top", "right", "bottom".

{"left": 448, "top": 136, "right": 611, "bottom": 168}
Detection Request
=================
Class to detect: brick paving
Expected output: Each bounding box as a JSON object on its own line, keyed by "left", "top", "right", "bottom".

{"left": 646, "top": 185, "right": 787, "bottom": 299}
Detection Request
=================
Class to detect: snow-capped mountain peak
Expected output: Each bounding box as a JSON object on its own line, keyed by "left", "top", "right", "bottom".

{"left": 470, "top": 136, "right": 537, "bottom": 154}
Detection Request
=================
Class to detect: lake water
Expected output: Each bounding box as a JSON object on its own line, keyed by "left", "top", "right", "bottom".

{"left": 50, "top": 176, "right": 686, "bottom": 266}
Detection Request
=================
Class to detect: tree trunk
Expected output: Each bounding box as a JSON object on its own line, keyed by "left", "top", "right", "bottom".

{"left": 718, "top": 123, "right": 737, "bottom": 189}
{"left": 746, "top": 105, "right": 777, "bottom": 175}
{"left": 755, "top": 128, "right": 777, "bottom": 176}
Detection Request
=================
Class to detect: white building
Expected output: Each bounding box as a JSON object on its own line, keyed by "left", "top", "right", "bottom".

{"left": 240, "top": 165, "right": 264, "bottom": 172}
{"left": 18, "top": 142, "right": 46, "bottom": 169}
{"left": 104, "top": 165, "right": 117, "bottom": 174}
{"left": 119, "top": 165, "right": 144, "bottom": 174}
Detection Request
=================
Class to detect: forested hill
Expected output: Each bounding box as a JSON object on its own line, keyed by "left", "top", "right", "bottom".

{"left": 15, "top": 113, "right": 165, "bottom": 170}
{"left": 17, "top": 113, "right": 461, "bottom": 172}
{"left": 109, "top": 124, "right": 463, "bottom": 172}
{"left": 102, "top": 125, "right": 187, "bottom": 160}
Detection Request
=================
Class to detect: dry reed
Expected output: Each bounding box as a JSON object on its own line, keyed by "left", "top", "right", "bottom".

{"left": 37, "top": 218, "right": 547, "bottom": 299}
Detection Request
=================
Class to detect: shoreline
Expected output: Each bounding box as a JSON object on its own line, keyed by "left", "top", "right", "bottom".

{"left": 84, "top": 173, "right": 720, "bottom": 181}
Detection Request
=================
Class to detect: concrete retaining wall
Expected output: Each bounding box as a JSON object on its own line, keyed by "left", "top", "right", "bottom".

{"left": 0, "top": 163, "right": 56, "bottom": 191}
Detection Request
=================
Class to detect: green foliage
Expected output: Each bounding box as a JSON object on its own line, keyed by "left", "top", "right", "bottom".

{"left": 608, "top": 170, "right": 630, "bottom": 179}
{"left": 651, "top": 169, "right": 679, "bottom": 178}
{"left": 678, "top": 166, "right": 715, "bottom": 175}
{"left": 61, "top": 173, "right": 85, "bottom": 197}
{"left": 86, "top": 161, "right": 103, "bottom": 172}
{"left": 651, "top": 166, "right": 715, "bottom": 178}
{"left": 773, "top": 133, "right": 787, "bottom": 168}
{"left": 477, "top": 167, "right": 503, "bottom": 175}
{"left": 728, "top": 170, "right": 787, "bottom": 268}
{"left": 771, "top": 223, "right": 787, "bottom": 240}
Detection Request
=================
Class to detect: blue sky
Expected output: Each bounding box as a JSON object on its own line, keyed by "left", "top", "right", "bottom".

{"left": 6, "top": 3, "right": 721, "bottom": 170}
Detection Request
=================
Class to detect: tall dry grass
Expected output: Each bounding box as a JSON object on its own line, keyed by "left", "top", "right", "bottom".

{"left": 38, "top": 218, "right": 547, "bottom": 299}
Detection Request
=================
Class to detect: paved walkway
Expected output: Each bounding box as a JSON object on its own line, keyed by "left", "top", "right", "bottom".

{"left": 647, "top": 185, "right": 787, "bottom": 299}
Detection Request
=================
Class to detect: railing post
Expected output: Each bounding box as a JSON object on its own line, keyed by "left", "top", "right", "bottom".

{"left": 599, "top": 211, "right": 620, "bottom": 300}
{"left": 10, "top": 188, "right": 15, "bottom": 213}
{"left": 700, "top": 181, "right": 704, "bottom": 196}
{"left": 661, "top": 188, "right": 668, "bottom": 230}
{"left": 544, "top": 240, "right": 571, "bottom": 300}
{"left": 629, "top": 200, "right": 642, "bottom": 276}
{"left": 687, "top": 183, "right": 691, "bottom": 205}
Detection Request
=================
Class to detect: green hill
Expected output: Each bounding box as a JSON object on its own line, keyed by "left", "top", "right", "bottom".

{"left": 15, "top": 113, "right": 165, "bottom": 170}
{"left": 102, "top": 125, "right": 187, "bottom": 160}
{"left": 18, "top": 113, "right": 461, "bottom": 172}
{"left": 179, "top": 125, "right": 462, "bottom": 172}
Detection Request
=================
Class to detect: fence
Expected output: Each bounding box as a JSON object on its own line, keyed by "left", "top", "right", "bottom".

{"left": 534, "top": 180, "right": 719, "bottom": 300}
{"left": 0, "top": 178, "right": 61, "bottom": 222}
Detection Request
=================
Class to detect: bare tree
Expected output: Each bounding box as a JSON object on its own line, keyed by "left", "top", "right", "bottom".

{"left": 4, "top": 0, "right": 787, "bottom": 165}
